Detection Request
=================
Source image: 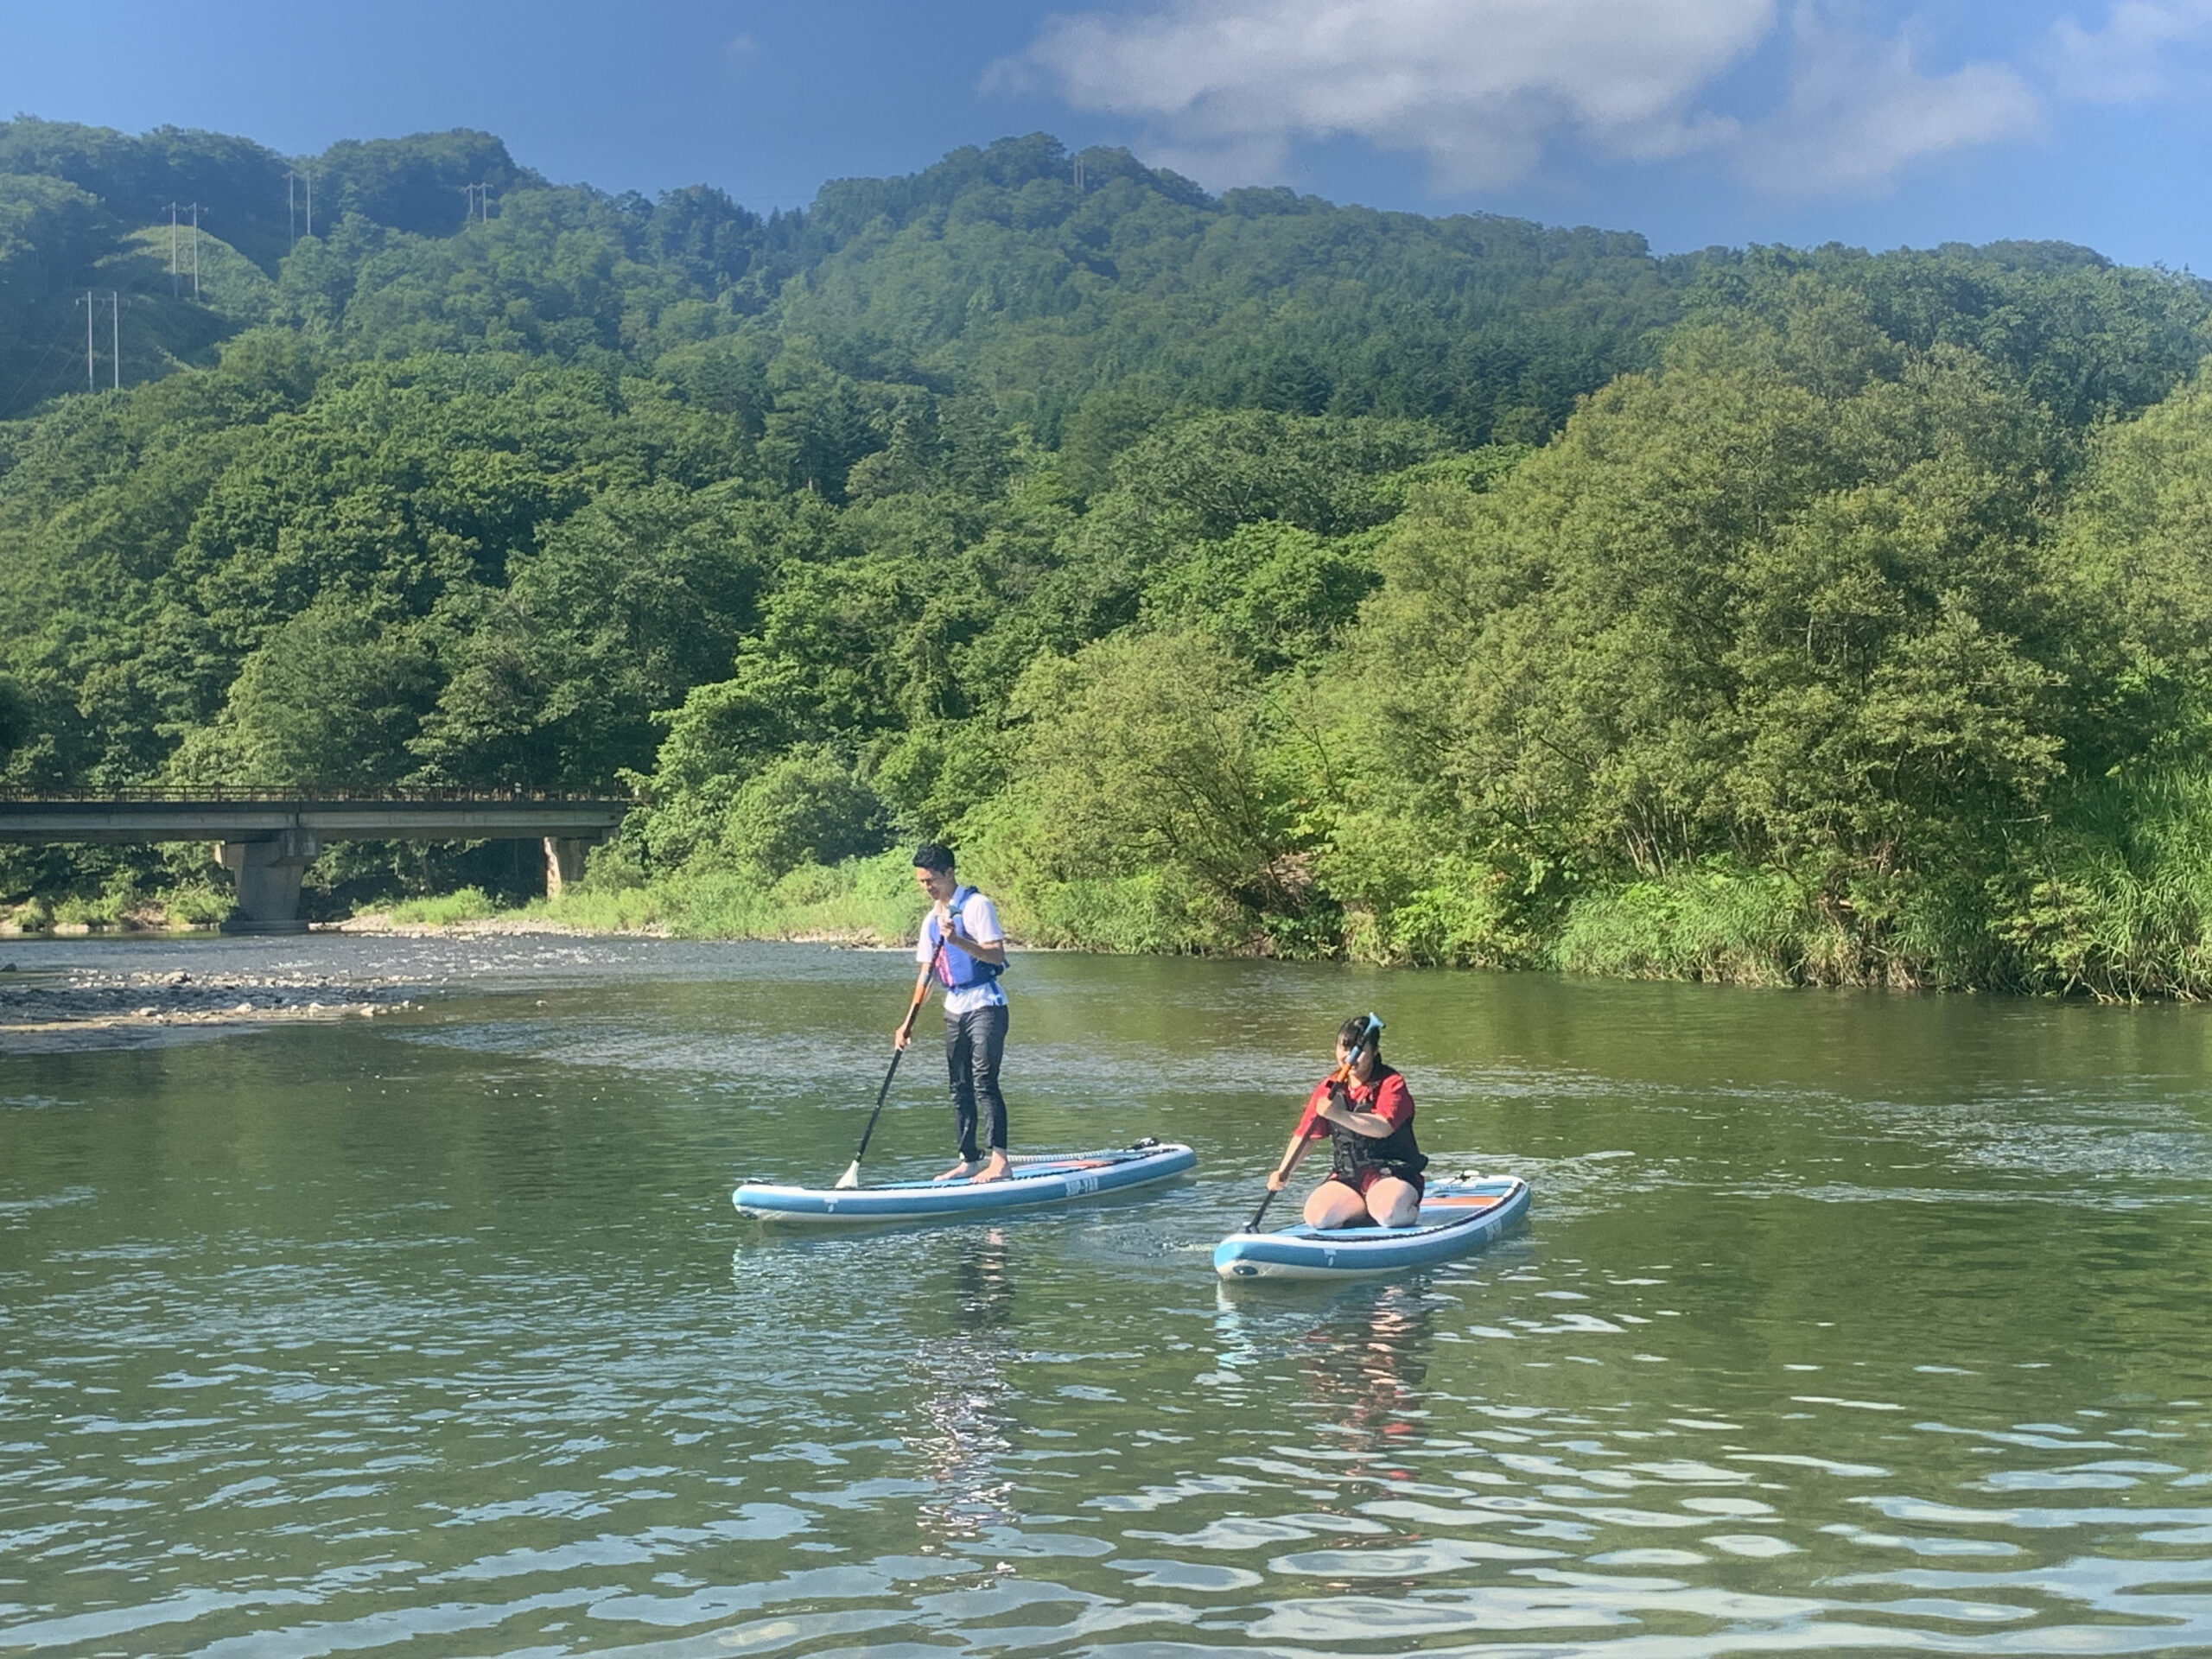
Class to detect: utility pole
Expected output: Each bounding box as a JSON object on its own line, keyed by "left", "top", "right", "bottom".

{"left": 110, "top": 292, "right": 120, "bottom": 391}
{"left": 288, "top": 168, "right": 315, "bottom": 241}
{"left": 458, "top": 182, "right": 492, "bottom": 223}
{"left": 1073, "top": 158, "right": 1086, "bottom": 192}
{"left": 168, "top": 201, "right": 180, "bottom": 295}
{"left": 79, "top": 291, "right": 93, "bottom": 392}
{"left": 190, "top": 202, "right": 200, "bottom": 299}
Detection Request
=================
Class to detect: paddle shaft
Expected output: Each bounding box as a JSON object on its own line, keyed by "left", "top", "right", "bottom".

{"left": 843, "top": 937, "right": 946, "bottom": 1179}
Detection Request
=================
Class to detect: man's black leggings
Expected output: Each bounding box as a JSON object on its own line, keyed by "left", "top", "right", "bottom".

{"left": 945, "top": 1004, "right": 1009, "bottom": 1163}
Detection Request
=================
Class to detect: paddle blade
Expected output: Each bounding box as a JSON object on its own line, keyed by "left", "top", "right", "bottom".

{"left": 833, "top": 1160, "right": 862, "bottom": 1190}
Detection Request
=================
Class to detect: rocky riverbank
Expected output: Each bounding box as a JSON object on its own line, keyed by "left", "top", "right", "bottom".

{"left": 0, "top": 964, "right": 419, "bottom": 1051}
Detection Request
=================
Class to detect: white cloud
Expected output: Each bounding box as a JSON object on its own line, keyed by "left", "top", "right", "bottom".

{"left": 1010, "top": 0, "right": 1776, "bottom": 188}
{"left": 1005, "top": 0, "right": 2049, "bottom": 197}
{"left": 1738, "top": 12, "right": 2041, "bottom": 194}
{"left": 2050, "top": 0, "right": 2212, "bottom": 101}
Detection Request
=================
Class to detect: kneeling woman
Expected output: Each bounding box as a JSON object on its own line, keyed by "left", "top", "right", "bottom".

{"left": 1265, "top": 1014, "right": 1429, "bottom": 1228}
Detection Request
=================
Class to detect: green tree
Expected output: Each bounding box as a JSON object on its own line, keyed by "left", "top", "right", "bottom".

{"left": 1000, "top": 630, "right": 1299, "bottom": 915}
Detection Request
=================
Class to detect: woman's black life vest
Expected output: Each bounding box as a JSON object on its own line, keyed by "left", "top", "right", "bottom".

{"left": 1326, "top": 1065, "right": 1428, "bottom": 1181}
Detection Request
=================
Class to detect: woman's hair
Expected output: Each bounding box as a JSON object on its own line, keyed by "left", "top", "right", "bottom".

{"left": 1338, "top": 1014, "right": 1382, "bottom": 1062}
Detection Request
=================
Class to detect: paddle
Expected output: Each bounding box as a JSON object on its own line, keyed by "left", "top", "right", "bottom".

{"left": 1244, "top": 1013, "right": 1382, "bottom": 1233}
{"left": 834, "top": 936, "right": 946, "bottom": 1190}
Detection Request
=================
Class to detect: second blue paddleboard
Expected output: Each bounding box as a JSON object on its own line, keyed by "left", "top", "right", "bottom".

{"left": 734, "top": 1140, "right": 1196, "bottom": 1224}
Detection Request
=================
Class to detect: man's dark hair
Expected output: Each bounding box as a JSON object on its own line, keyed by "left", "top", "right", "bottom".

{"left": 912, "top": 842, "right": 957, "bottom": 875}
{"left": 1338, "top": 1014, "right": 1383, "bottom": 1062}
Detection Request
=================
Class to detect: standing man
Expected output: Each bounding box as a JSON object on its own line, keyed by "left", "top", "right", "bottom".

{"left": 895, "top": 842, "right": 1012, "bottom": 1183}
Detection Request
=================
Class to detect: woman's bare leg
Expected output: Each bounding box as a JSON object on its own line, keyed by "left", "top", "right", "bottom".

{"left": 1303, "top": 1180, "right": 1370, "bottom": 1228}
{"left": 1364, "top": 1176, "right": 1422, "bottom": 1227}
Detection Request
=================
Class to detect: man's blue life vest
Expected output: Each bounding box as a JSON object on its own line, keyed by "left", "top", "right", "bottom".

{"left": 925, "top": 887, "right": 1007, "bottom": 988}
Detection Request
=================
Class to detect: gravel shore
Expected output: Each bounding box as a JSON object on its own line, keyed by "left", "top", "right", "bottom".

{"left": 0, "top": 964, "right": 418, "bottom": 1051}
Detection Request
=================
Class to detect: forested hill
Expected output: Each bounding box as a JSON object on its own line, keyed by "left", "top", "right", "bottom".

{"left": 0, "top": 119, "right": 1685, "bottom": 438}
{"left": 7, "top": 118, "right": 2212, "bottom": 996}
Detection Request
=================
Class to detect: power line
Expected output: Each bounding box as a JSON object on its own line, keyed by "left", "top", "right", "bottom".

{"left": 0, "top": 325, "right": 81, "bottom": 416}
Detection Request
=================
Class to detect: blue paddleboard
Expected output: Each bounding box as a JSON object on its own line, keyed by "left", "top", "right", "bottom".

{"left": 734, "top": 1139, "right": 1196, "bottom": 1224}
{"left": 1214, "top": 1173, "right": 1529, "bottom": 1281}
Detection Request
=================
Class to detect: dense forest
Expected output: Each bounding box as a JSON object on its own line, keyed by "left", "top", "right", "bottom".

{"left": 7, "top": 117, "right": 2212, "bottom": 995}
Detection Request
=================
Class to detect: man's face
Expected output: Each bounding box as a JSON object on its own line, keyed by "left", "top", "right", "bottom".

{"left": 915, "top": 865, "right": 957, "bottom": 904}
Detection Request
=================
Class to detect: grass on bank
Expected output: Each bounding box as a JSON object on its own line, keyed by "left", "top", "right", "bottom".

{"left": 4, "top": 880, "right": 232, "bottom": 934}
{"left": 525, "top": 849, "right": 931, "bottom": 942}
{"left": 380, "top": 887, "right": 504, "bottom": 926}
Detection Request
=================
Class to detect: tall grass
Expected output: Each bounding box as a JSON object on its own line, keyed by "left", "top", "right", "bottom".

{"left": 384, "top": 887, "right": 503, "bottom": 925}
{"left": 1552, "top": 866, "right": 1827, "bottom": 987}
{"left": 537, "top": 850, "right": 929, "bottom": 943}
{"left": 1993, "top": 768, "right": 2212, "bottom": 999}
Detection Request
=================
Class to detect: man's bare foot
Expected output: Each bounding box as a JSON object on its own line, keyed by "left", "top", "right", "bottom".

{"left": 934, "top": 1160, "right": 981, "bottom": 1182}
{"left": 969, "top": 1153, "right": 1011, "bottom": 1184}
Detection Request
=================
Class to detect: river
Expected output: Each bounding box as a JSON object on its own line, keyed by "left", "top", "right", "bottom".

{"left": 3, "top": 934, "right": 2209, "bottom": 1657}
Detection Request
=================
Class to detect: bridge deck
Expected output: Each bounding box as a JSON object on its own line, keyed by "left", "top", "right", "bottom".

{"left": 0, "top": 791, "right": 630, "bottom": 844}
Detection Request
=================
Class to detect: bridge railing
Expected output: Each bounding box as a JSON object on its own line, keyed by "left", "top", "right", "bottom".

{"left": 0, "top": 786, "right": 636, "bottom": 804}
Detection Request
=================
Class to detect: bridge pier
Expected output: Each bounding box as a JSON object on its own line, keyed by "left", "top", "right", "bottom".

{"left": 543, "top": 836, "right": 594, "bottom": 898}
{"left": 215, "top": 829, "right": 322, "bottom": 934}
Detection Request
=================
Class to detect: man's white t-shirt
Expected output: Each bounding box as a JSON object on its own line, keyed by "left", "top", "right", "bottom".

{"left": 918, "top": 889, "right": 1007, "bottom": 1015}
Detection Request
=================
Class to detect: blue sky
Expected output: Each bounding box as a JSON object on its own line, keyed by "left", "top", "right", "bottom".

{"left": 2, "top": 0, "right": 2207, "bottom": 270}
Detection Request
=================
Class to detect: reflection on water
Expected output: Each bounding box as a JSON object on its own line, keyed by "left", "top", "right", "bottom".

{"left": 912, "top": 1229, "right": 1020, "bottom": 1544}
{"left": 1, "top": 933, "right": 2209, "bottom": 1657}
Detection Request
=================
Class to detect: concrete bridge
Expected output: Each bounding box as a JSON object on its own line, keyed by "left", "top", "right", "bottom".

{"left": 0, "top": 791, "right": 631, "bottom": 932}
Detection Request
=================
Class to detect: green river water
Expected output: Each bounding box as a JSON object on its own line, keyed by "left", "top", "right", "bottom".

{"left": 3, "top": 935, "right": 2210, "bottom": 1658}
